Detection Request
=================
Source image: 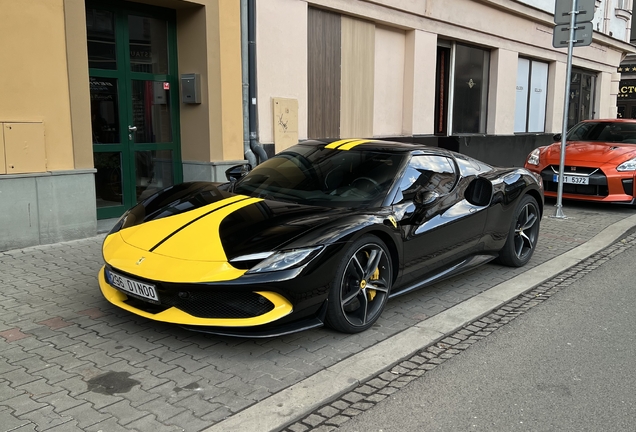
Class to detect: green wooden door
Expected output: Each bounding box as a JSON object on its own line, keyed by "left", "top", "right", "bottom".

{"left": 87, "top": 1, "right": 182, "bottom": 219}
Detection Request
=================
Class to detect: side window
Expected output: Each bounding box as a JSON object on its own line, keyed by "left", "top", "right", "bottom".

{"left": 394, "top": 156, "right": 456, "bottom": 203}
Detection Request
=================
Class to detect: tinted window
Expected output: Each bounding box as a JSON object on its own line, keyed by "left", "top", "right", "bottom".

{"left": 233, "top": 145, "right": 406, "bottom": 207}
{"left": 393, "top": 156, "right": 457, "bottom": 203}
{"left": 567, "top": 122, "right": 636, "bottom": 143}
{"left": 452, "top": 44, "right": 490, "bottom": 134}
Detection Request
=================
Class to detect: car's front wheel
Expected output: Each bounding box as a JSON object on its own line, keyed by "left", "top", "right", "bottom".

{"left": 498, "top": 194, "right": 540, "bottom": 267}
{"left": 326, "top": 235, "right": 392, "bottom": 333}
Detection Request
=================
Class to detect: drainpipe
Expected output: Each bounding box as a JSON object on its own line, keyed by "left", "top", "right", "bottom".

{"left": 241, "top": 0, "right": 268, "bottom": 166}
{"left": 241, "top": 0, "right": 257, "bottom": 167}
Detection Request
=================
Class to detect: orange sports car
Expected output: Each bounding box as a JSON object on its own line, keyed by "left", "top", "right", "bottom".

{"left": 524, "top": 119, "right": 636, "bottom": 204}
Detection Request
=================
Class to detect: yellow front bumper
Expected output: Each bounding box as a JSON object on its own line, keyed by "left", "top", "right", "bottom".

{"left": 98, "top": 266, "right": 293, "bottom": 327}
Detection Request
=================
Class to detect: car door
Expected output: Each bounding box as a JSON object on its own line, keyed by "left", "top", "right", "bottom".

{"left": 393, "top": 155, "right": 488, "bottom": 286}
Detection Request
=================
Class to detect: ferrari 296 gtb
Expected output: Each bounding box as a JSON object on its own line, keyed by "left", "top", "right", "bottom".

{"left": 99, "top": 139, "right": 544, "bottom": 336}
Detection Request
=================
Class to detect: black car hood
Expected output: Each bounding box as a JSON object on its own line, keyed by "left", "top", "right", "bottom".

{"left": 117, "top": 182, "right": 350, "bottom": 261}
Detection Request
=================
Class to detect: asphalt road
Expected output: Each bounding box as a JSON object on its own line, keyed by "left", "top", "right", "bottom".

{"left": 338, "top": 235, "right": 636, "bottom": 432}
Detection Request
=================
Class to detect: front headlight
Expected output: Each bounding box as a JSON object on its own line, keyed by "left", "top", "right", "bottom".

{"left": 245, "top": 246, "right": 323, "bottom": 274}
{"left": 527, "top": 148, "right": 540, "bottom": 166}
{"left": 617, "top": 158, "right": 636, "bottom": 171}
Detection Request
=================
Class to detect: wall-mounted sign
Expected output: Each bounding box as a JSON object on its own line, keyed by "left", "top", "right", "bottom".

{"left": 618, "top": 80, "right": 636, "bottom": 99}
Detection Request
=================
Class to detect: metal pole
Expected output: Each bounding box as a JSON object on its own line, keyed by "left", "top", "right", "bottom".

{"left": 553, "top": 0, "right": 578, "bottom": 219}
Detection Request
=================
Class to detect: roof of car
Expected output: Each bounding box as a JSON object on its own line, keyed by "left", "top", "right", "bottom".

{"left": 581, "top": 119, "right": 636, "bottom": 123}
{"left": 300, "top": 138, "right": 444, "bottom": 154}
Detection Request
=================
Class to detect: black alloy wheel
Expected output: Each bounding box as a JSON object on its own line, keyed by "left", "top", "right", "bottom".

{"left": 498, "top": 194, "right": 541, "bottom": 267}
{"left": 326, "top": 235, "right": 392, "bottom": 333}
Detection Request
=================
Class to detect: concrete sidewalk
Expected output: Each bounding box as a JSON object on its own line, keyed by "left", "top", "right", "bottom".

{"left": 1, "top": 200, "right": 635, "bottom": 432}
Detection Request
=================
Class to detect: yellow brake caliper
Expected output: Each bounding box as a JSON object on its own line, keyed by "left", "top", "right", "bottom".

{"left": 363, "top": 251, "right": 380, "bottom": 301}
{"left": 368, "top": 267, "right": 379, "bottom": 301}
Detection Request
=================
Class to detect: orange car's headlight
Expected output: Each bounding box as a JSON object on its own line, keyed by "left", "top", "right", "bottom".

{"left": 526, "top": 148, "right": 540, "bottom": 166}
{"left": 617, "top": 158, "right": 636, "bottom": 172}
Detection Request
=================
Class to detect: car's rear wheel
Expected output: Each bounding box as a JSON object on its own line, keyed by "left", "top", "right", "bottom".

{"left": 326, "top": 235, "right": 392, "bottom": 333}
{"left": 498, "top": 194, "right": 540, "bottom": 267}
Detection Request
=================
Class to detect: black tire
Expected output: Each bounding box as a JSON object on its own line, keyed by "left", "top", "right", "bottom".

{"left": 325, "top": 235, "right": 392, "bottom": 333}
{"left": 498, "top": 194, "right": 541, "bottom": 267}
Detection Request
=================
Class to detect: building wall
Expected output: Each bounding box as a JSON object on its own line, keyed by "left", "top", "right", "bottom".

{"left": 0, "top": 0, "right": 97, "bottom": 251}
{"left": 254, "top": 0, "right": 634, "bottom": 165}
{"left": 0, "top": 0, "right": 245, "bottom": 250}
{"left": 256, "top": 0, "right": 307, "bottom": 152}
{"left": 0, "top": 0, "right": 76, "bottom": 172}
{"left": 373, "top": 26, "right": 406, "bottom": 137}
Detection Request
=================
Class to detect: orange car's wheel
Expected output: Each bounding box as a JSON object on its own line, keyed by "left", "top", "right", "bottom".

{"left": 326, "top": 235, "right": 392, "bottom": 333}
{"left": 498, "top": 194, "right": 540, "bottom": 267}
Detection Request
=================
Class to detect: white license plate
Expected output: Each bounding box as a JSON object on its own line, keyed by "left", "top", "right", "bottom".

{"left": 553, "top": 174, "right": 590, "bottom": 185}
{"left": 106, "top": 269, "right": 160, "bottom": 304}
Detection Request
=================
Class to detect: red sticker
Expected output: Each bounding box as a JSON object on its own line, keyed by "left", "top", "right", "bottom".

{"left": 163, "top": 82, "right": 170, "bottom": 90}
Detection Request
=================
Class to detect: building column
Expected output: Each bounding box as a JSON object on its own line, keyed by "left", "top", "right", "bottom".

{"left": 486, "top": 48, "right": 518, "bottom": 135}
{"left": 546, "top": 61, "right": 567, "bottom": 133}
{"left": 402, "top": 30, "right": 436, "bottom": 136}
{"left": 595, "top": 71, "right": 619, "bottom": 119}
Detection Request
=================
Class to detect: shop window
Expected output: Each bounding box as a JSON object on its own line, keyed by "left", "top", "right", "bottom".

{"left": 515, "top": 58, "right": 548, "bottom": 133}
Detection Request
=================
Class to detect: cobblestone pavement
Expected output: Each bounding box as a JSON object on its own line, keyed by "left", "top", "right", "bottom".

{"left": 0, "top": 201, "right": 633, "bottom": 431}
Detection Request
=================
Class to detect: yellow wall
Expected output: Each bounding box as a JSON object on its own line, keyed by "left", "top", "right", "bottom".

{"left": 0, "top": 0, "right": 245, "bottom": 176}
{"left": 64, "top": 0, "right": 94, "bottom": 170}
{"left": 177, "top": 0, "right": 244, "bottom": 163}
{"left": 0, "top": 0, "right": 76, "bottom": 171}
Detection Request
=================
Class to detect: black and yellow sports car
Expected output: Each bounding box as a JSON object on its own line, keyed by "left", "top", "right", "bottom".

{"left": 99, "top": 139, "right": 543, "bottom": 337}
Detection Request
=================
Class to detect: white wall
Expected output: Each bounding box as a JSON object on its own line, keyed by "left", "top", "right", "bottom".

{"left": 373, "top": 26, "right": 405, "bottom": 137}
{"left": 256, "top": 0, "right": 308, "bottom": 145}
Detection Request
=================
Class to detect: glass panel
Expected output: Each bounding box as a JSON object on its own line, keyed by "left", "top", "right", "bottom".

{"left": 528, "top": 61, "right": 548, "bottom": 133}
{"left": 452, "top": 44, "right": 490, "bottom": 134}
{"left": 86, "top": 8, "right": 117, "bottom": 70}
{"left": 580, "top": 73, "right": 595, "bottom": 121}
{"left": 617, "top": 105, "right": 626, "bottom": 119}
{"left": 136, "top": 150, "right": 174, "bottom": 202}
{"left": 94, "top": 152, "right": 123, "bottom": 208}
{"left": 131, "top": 80, "right": 172, "bottom": 143}
{"left": 394, "top": 156, "right": 456, "bottom": 204}
{"left": 90, "top": 77, "right": 121, "bottom": 144}
{"left": 514, "top": 58, "right": 530, "bottom": 133}
{"left": 128, "top": 16, "right": 169, "bottom": 74}
{"left": 568, "top": 73, "right": 581, "bottom": 129}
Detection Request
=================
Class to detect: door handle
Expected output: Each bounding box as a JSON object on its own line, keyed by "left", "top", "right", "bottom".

{"left": 128, "top": 125, "right": 138, "bottom": 132}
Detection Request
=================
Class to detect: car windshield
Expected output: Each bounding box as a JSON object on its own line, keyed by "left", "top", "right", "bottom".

{"left": 567, "top": 122, "right": 636, "bottom": 144}
{"left": 233, "top": 144, "right": 406, "bottom": 207}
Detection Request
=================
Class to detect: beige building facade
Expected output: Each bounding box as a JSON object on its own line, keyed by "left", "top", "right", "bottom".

{"left": 256, "top": 0, "right": 633, "bottom": 161}
{"left": 0, "top": 0, "right": 634, "bottom": 250}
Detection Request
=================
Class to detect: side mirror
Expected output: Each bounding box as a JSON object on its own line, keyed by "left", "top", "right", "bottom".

{"left": 553, "top": 133, "right": 562, "bottom": 142}
{"left": 225, "top": 164, "right": 252, "bottom": 182}
{"left": 414, "top": 189, "right": 440, "bottom": 206}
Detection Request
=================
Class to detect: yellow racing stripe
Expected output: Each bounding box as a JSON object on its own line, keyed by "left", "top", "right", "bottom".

{"left": 102, "top": 233, "right": 247, "bottom": 282}
{"left": 325, "top": 139, "right": 359, "bottom": 149}
{"left": 152, "top": 197, "right": 263, "bottom": 262}
{"left": 338, "top": 139, "right": 371, "bottom": 150}
{"left": 119, "top": 195, "right": 249, "bottom": 251}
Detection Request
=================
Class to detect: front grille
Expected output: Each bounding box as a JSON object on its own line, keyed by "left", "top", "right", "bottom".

{"left": 541, "top": 165, "right": 609, "bottom": 197}
{"left": 108, "top": 266, "right": 276, "bottom": 319}
{"left": 159, "top": 291, "right": 275, "bottom": 318}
